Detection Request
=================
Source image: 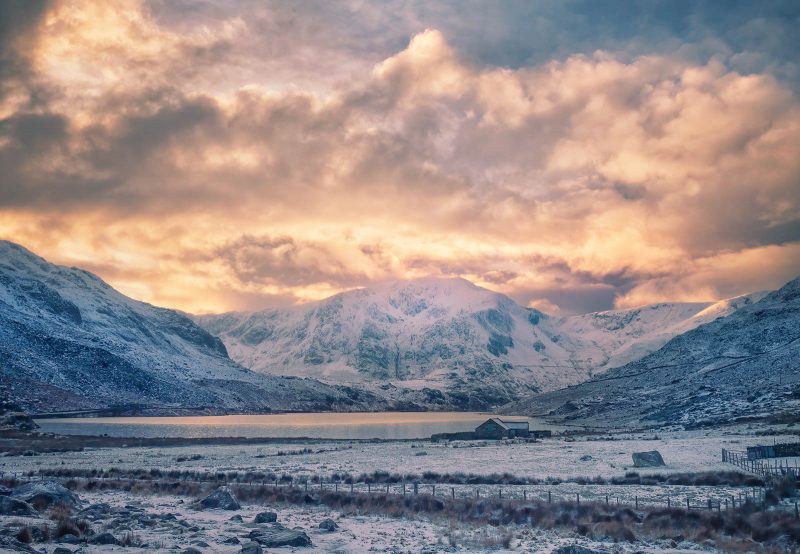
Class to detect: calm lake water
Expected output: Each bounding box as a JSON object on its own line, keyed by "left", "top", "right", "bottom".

{"left": 35, "top": 412, "right": 557, "bottom": 440}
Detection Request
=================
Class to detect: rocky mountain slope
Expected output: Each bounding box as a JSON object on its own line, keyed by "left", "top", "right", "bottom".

{"left": 502, "top": 276, "right": 800, "bottom": 428}
{"left": 0, "top": 241, "right": 383, "bottom": 414}
{"left": 196, "top": 278, "right": 759, "bottom": 406}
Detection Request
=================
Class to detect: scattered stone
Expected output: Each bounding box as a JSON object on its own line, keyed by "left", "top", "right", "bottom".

{"left": 229, "top": 514, "right": 243, "bottom": 522}
{"left": 0, "top": 496, "right": 39, "bottom": 517}
{"left": 89, "top": 532, "right": 119, "bottom": 545}
{"left": 553, "top": 546, "right": 610, "bottom": 554}
{"left": 579, "top": 455, "right": 593, "bottom": 461}
{"left": 632, "top": 450, "right": 666, "bottom": 468}
{"left": 11, "top": 480, "right": 81, "bottom": 509}
{"left": 318, "top": 518, "right": 338, "bottom": 532}
{"left": 240, "top": 541, "right": 263, "bottom": 554}
{"left": 253, "top": 511, "right": 277, "bottom": 524}
{"left": 223, "top": 536, "right": 241, "bottom": 544}
{"left": 249, "top": 526, "right": 312, "bottom": 548}
{"left": 192, "top": 486, "right": 241, "bottom": 510}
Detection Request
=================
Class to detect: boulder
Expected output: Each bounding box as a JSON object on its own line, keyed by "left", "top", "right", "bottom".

{"left": 11, "top": 481, "right": 81, "bottom": 509}
{"left": 0, "top": 484, "right": 12, "bottom": 496}
{"left": 53, "top": 548, "right": 74, "bottom": 554}
{"left": 0, "top": 496, "right": 39, "bottom": 517}
{"left": 192, "top": 486, "right": 241, "bottom": 510}
{"left": 240, "top": 541, "right": 263, "bottom": 554}
{"left": 78, "top": 502, "right": 112, "bottom": 520}
{"left": 181, "top": 548, "right": 203, "bottom": 554}
{"left": 88, "top": 532, "right": 119, "bottom": 545}
{"left": 229, "top": 514, "right": 243, "bottom": 522}
{"left": 222, "top": 536, "right": 241, "bottom": 544}
{"left": 318, "top": 518, "right": 338, "bottom": 532}
{"left": 632, "top": 450, "right": 666, "bottom": 468}
{"left": 249, "top": 525, "right": 312, "bottom": 548}
{"left": 253, "top": 511, "right": 277, "bottom": 523}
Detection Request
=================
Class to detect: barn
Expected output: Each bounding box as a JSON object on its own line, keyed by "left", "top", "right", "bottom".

{"left": 474, "top": 418, "right": 530, "bottom": 439}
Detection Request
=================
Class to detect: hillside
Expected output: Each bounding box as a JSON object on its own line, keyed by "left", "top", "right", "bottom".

{"left": 502, "top": 277, "right": 800, "bottom": 428}
{"left": 0, "top": 241, "right": 383, "bottom": 414}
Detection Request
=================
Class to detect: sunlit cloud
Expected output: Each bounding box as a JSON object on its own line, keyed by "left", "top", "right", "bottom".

{"left": 1, "top": 1, "right": 798, "bottom": 314}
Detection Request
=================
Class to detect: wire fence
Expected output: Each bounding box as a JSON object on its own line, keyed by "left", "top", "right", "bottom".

{"left": 0, "top": 469, "right": 782, "bottom": 514}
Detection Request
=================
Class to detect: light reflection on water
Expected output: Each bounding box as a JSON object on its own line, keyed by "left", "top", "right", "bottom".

{"left": 34, "top": 412, "right": 555, "bottom": 440}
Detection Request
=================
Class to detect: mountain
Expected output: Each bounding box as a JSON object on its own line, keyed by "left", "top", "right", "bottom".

{"left": 0, "top": 241, "right": 384, "bottom": 415}
{"left": 502, "top": 276, "right": 800, "bottom": 428}
{"left": 196, "top": 277, "right": 760, "bottom": 407}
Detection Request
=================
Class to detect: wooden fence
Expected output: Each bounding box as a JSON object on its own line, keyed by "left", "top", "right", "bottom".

{"left": 723, "top": 448, "right": 800, "bottom": 480}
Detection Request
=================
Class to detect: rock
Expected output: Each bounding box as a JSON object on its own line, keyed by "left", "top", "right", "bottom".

{"left": 53, "top": 548, "right": 74, "bottom": 554}
{"left": 78, "top": 502, "right": 112, "bottom": 520}
{"left": 193, "top": 541, "right": 210, "bottom": 547}
{"left": 632, "top": 450, "right": 666, "bottom": 468}
{"left": 579, "top": 455, "right": 593, "bottom": 461}
{"left": 240, "top": 541, "right": 263, "bottom": 554}
{"left": 181, "top": 548, "right": 203, "bottom": 554}
{"left": 192, "top": 486, "right": 241, "bottom": 510}
{"left": 0, "top": 485, "right": 12, "bottom": 496}
{"left": 11, "top": 480, "right": 81, "bottom": 510}
{"left": 0, "top": 496, "right": 39, "bottom": 517}
{"left": 253, "top": 511, "right": 277, "bottom": 523}
{"left": 553, "top": 546, "right": 610, "bottom": 554}
{"left": 249, "top": 526, "right": 312, "bottom": 548}
{"left": 223, "top": 536, "right": 241, "bottom": 544}
{"left": 318, "top": 518, "right": 338, "bottom": 532}
{"left": 1, "top": 412, "right": 39, "bottom": 431}
{"left": 229, "top": 514, "right": 243, "bottom": 522}
{"left": 89, "top": 532, "right": 119, "bottom": 545}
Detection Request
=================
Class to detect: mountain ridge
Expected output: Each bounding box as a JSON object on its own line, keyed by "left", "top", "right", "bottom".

{"left": 0, "top": 240, "right": 387, "bottom": 414}
{"left": 195, "top": 276, "right": 765, "bottom": 406}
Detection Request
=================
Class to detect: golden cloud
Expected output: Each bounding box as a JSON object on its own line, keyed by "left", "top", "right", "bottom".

{"left": 1, "top": 7, "right": 798, "bottom": 314}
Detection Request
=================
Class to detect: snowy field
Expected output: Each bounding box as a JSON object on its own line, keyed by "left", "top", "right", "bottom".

{"left": 4, "top": 429, "right": 793, "bottom": 482}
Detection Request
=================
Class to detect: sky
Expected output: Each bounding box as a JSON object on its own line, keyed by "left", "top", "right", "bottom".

{"left": 1, "top": 0, "right": 799, "bottom": 315}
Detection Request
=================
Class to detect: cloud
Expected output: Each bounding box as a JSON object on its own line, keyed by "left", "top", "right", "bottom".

{"left": 0, "top": 3, "right": 798, "bottom": 314}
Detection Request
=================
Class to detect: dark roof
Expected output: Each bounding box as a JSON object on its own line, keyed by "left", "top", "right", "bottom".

{"left": 480, "top": 418, "right": 529, "bottom": 431}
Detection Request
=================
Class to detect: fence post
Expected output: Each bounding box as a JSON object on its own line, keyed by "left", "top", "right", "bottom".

{"left": 523, "top": 490, "right": 527, "bottom": 501}
{"left": 432, "top": 485, "right": 435, "bottom": 496}
{"left": 635, "top": 496, "right": 638, "bottom": 509}
{"left": 350, "top": 483, "right": 354, "bottom": 493}
{"left": 499, "top": 489, "right": 502, "bottom": 499}
{"left": 576, "top": 493, "right": 580, "bottom": 505}
{"left": 548, "top": 491, "right": 551, "bottom": 504}
{"left": 402, "top": 483, "right": 406, "bottom": 495}
{"left": 667, "top": 497, "right": 670, "bottom": 508}
{"left": 451, "top": 487, "right": 455, "bottom": 499}
{"left": 414, "top": 483, "right": 418, "bottom": 495}
{"left": 367, "top": 483, "right": 371, "bottom": 494}
{"left": 686, "top": 498, "right": 690, "bottom": 510}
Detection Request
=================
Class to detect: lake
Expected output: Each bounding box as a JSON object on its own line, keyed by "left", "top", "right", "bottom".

{"left": 35, "top": 412, "right": 557, "bottom": 440}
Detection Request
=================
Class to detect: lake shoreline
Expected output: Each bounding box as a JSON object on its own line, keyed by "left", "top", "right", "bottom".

{"left": 0, "top": 429, "right": 422, "bottom": 455}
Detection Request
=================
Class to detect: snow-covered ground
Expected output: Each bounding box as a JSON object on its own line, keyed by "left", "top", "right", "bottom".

{"left": 0, "top": 488, "right": 722, "bottom": 553}
{"left": 4, "top": 429, "right": 792, "bottom": 482}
